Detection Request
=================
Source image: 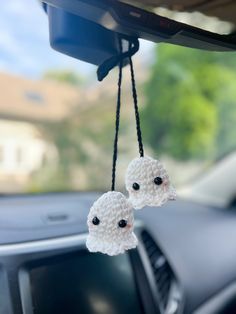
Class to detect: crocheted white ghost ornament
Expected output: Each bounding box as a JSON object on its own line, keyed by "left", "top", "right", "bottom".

{"left": 125, "top": 156, "right": 176, "bottom": 210}
{"left": 86, "top": 191, "right": 138, "bottom": 256}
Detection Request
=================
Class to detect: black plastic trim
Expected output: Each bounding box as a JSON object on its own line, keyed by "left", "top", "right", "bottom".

{"left": 41, "top": 0, "right": 236, "bottom": 51}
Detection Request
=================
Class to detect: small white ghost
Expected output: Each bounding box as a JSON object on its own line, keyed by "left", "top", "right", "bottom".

{"left": 86, "top": 191, "right": 138, "bottom": 256}
{"left": 125, "top": 156, "right": 176, "bottom": 210}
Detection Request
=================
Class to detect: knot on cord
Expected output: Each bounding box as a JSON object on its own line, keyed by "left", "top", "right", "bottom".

{"left": 97, "top": 35, "right": 140, "bottom": 82}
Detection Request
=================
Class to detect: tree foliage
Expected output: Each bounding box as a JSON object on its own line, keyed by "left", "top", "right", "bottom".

{"left": 141, "top": 44, "right": 236, "bottom": 160}
{"left": 43, "top": 70, "right": 83, "bottom": 86}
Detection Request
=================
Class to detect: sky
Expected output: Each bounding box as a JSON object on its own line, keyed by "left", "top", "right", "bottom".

{"left": 0, "top": 1, "right": 154, "bottom": 79}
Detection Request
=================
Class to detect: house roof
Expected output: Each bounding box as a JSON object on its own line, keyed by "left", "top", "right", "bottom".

{"left": 0, "top": 72, "right": 81, "bottom": 123}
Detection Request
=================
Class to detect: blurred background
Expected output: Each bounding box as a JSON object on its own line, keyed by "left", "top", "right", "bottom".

{"left": 1, "top": 1, "right": 236, "bottom": 195}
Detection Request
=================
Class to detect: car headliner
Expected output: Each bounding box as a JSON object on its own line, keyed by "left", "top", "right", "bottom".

{"left": 128, "top": 0, "right": 236, "bottom": 25}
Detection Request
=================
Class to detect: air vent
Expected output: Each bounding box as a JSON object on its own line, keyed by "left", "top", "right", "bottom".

{"left": 141, "top": 230, "right": 176, "bottom": 312}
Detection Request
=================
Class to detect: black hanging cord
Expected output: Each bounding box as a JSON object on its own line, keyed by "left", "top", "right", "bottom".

{"left": 97, "top": 35, "right": 139, "bottom": 82}
{"left": 128, "top": 45, "right": 144, "bottom": 157}
{"left": 110, "top": 36, "right": 143, "bottom": 190}
{"left": 111, "top": 38, "right": 123, "bottom": 191}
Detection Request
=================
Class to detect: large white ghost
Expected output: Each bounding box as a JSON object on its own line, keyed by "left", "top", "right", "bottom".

{"left": 86, "top": 191, "right": 138, "bottom": 256}
{"left": 125, "top": 156, "right": 176, "bottom": 210}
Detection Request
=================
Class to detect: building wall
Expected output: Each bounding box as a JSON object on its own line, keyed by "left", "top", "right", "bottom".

{"left": 0, "top": 119, "right": 54, "bottom": 184}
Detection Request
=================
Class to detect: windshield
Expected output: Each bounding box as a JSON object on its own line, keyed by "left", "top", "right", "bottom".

{"left": 1, "top": 1, "right": 236, "bottom": 206}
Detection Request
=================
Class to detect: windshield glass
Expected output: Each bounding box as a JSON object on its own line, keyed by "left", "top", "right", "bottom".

{"left": 1, "top": 1, "right": 236, "bottom": 204}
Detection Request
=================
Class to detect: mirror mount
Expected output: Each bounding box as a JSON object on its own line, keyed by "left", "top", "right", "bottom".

{"left": 41, "top": 0, "right": 236, "bottom": 74}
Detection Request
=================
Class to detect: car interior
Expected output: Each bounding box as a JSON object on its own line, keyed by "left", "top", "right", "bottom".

{"left": 1, "top": 1, "right": 236, "bottom": 314}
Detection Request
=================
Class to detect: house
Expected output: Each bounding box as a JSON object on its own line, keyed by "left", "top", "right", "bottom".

{"left": 0, "top": 72, "right": 80, "bottom": 192}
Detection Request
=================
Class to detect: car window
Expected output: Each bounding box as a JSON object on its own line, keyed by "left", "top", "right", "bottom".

{"left": 0, "top": 1, "right": 236, "bottom": 198}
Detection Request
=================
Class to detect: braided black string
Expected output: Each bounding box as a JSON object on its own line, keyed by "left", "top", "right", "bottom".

{"left": 111, "top": 38, "right": 123, "bottom": 191}
{"left": 129, "top": 49, "right": 144, "bottom": 157}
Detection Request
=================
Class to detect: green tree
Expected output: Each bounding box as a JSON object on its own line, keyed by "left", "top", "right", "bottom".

{"left": 28, "top": 84, "right": 127, "bottom": 192}
{"left": 142, "top": 44, "right": 236, "bottom": 160}
{"left": 43, "top": 70, "right": 83, "bottom": 86}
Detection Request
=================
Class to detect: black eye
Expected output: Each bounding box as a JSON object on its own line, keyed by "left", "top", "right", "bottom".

{"left": 92, "top": 216, "right": 100, "bottom": 225}
{"left": 154, "top": 177, "right": 163, "bottom": 185}
{"left": 132, "top": 182, "right": 140, "bottom": 190}
{"left": 118, "top": 219, "right": 127, "bottom": 228}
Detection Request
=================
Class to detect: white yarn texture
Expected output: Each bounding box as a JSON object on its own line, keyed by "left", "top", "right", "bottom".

{"left": 86, "top": 191, "right": 138, "bottom": 256}
{"left": 125, "top": 156, "right": 176, "bottom": 210}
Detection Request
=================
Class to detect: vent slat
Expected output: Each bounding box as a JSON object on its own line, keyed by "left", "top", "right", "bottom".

{"left": 141, "top": 230, "right": 174, "bottom": 310}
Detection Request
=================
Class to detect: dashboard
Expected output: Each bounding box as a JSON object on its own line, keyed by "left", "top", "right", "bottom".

{"left": 0, "top": 192, "right": 236, "bottom": 314}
